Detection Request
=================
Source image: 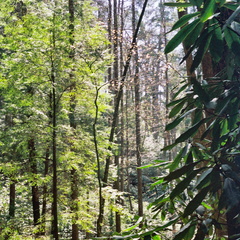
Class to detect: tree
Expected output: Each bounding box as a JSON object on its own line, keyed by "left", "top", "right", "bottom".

{"left": 132, "top": 0, "right": 143, "bottom": 219}
{"left": 147, "top": 0, "right": 240, "bottom": 239}
{"left": 0, "top": 0, "right": 110, "bottom": 238}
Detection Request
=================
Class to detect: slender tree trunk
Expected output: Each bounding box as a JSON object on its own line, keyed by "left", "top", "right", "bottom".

{"left": 112, "top": 0, "right": 122, "bottom": 233}
{"left": 51, "top": 83, "right": 58, "bottom": 240}
{"left": 119, "top": 0, "right": 124, "bottom": 196}
{"left": 9, "top": 180, "right": 16, "bottom": 219}
{"left": 68, "top": 0, "right": 79, "bottom": 239}
{"left": 50, "top": 27, "right": 59, "bottom": 238}
{"left": 42, "top": 145, "right": 50, "bottom": 235}
{"left": 132, "top": 0, "right": 143, "bottom": 218}
{"left": 28, "top": 138, "right": 41, "bottom": 230}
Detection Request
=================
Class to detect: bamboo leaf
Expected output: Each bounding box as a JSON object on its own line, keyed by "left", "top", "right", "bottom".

{"left": 191, "top": 31, "right": 213, "bottom": 72}
{"left": 164, "top": 162, "right": 198, "bottom": 182}
{"left": 183, "top": 185, "right": 211, "bottom": 218}
{"left": 173, "top": 221, "right": 197, "bottom": 240}
{"left": 200, "top": 0, "right": 217, "bottom": 22}
{"left": 184, "top": 21, "right": 204, "bottom": 49}
{"left": 224, "top": 27, "right": 240, "bottom": 56}
{"left": 167, "top": 97, "right": 187, "bottom": 107}
{"left": 195, "top": 168, "right": 213, "bottom": 189}
{"left": 166, "top": 108, "right": 197, "bottom": 131}
{"left": 165, "top": 19, "right": 201, "bottom": 54}
{"left": 169, "top": 144, "right": 191, "bottom": 171}
{"left": 169, "top": 100, "right": 186, "bottom": 118}
{"left": 209, "top": 20, "right": 224, "bottom": 62}
{"left": 175, "top": 118, "right": 209, "bottom": 144}
{"left": 172, "top": 84, "right": 189, "bottom": 99}
{"left": 161, "top": 142, "right": 178, "bottom": 151}
{"left": 171, "top": 12, "right": 200, "bottom": 31}
{"left": 192, "top": 78, "right": 210, "bottom": 103}
{"left": 189, "top": 0, "right": 203, "bottom": 8}
{"left": 223, "top": 3, "right": 239, "bottom": 11}
{"left": 170, "top": 170, "right": 200, "bottom": 199}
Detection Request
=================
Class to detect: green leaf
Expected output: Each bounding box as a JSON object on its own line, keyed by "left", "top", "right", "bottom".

{"left": 189, "top": 0, "right": 203, "bottom": 8}
{"left": 165, "top": 19, "right": 201, "bottom": 54}
{"left": 151, "top": 179, "right": 164, "bottom": 189}
{"left": 169, "top": 144, "right": 190, "bottom": 171}
{"left": 161, "top": 142, "right": 178, "bottom": 151}
{"left": 165, "top": 117, "right": 183, "bottom": 131}
{"left": 170, "top": 170, "right": 200, "bottom": 199}
{"left": 122, "top": 217, "right": 143, "bottom": 232}
{"left": 173, "top": 221, "right": 197, "bottom": 240}
{"left": 192, "top": 78, "right": 210, "bottom": 103}
{"left": 152, "top": 235, "right": 161, "bottom": 240}
{"left": 209, "top": 21, "right": 224, "bottom": 62}
{"left": 224, "top": 27, "right": 240, "bottom": 56}
{"left": 138, "top": 164, "right": 154, "bottom": 169}
{"left": 195, "top": 168, "right": 213, "bottom": 189}
{"left": 172, "top": 84, "right": 189, "bottom": 99}
{"left": 171, "top": 12, "right": 200, "bottom": 31}
{"left": 191, "top": 30, "right": 213, "bottom": 72}
{"left": 164, "top": 162, "right": 198, "bottom": 182}
{"left": 223, "top": 3, "right": 239, "bottom": 11}
{"left": 223, "top": 5, "right": 240, "bottom": 31}
{"left": 169, "top": 100, "right": 186, "bottom": 118}
{"left": 183, "top": 185, "right": 211, "bottom": 218}
{"left": 128, "top": 217, "right": 180, "bottom": 239}
{"left": 215, "top": 0, "right": 225, "bottom": 6}
{"left": 175, "top": 118, "right": 209, "bottom": 144}
{"left": 167, "top": 97, "right": 187, "bottom": 107}
{"left": 200, "top": 0, "right": 217, "bottom": 22}
{"left": 164, "top": 2, "right": 193, "bottom": 7}
{"left": 166, "top": 108, "right": 197, "bottom": 131}
{"left": 184, "top": 21, "right": 204, "bottom": 49}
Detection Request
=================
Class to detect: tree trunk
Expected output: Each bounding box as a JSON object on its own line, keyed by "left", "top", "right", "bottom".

{"left": 28, "top": 138, "right": 41, "bottom": 229}
{"left": 42, "top": 145, "right": 50, "bottom": 235}
{"left": 50, "top": 30, "right": 59, "bottom": 238}
{"left": 68, "top": 0, "right": 79, "bottom": 239}
{"left": 132, "top": 0, "right": 143, "bottom": 218}
{"left": 9, "top": 180, "right": 16, "bottom": 219}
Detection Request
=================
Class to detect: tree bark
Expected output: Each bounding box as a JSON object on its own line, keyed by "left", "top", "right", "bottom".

{"left": 9, "top": 180, "right": 16, "bottom": 219}
{"left": 132, "top": 0, "right": 143, "bottom": 218}
{"left": 41, "top": 145, "right": 50, "bottom": 235}
{"left": 68, "top": 0, "right": 79, "bottom": 239}
{"left": 50, "top": 24, "right": 59, "bottom": 238}
{"left": 28, "top": 138, "right": 41, "bottom": 229}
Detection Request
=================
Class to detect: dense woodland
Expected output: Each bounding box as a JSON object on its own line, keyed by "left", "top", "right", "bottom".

{"left": 0, "top": 0, "right": 240, "bottom": 239}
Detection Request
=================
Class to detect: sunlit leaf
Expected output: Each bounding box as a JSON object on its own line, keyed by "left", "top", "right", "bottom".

{"left": 165, "top": 19, "right": 201, "bottom": 54}
{"left": 171, "top": 12, "right": 200, "bottom": 31}
{"left": 200, "top": 0, "right": 217, "bottom": 22}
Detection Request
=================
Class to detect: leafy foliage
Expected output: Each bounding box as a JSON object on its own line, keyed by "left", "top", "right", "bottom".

{"left": 146, "top": 0, "right": 240, "bottom": 239}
